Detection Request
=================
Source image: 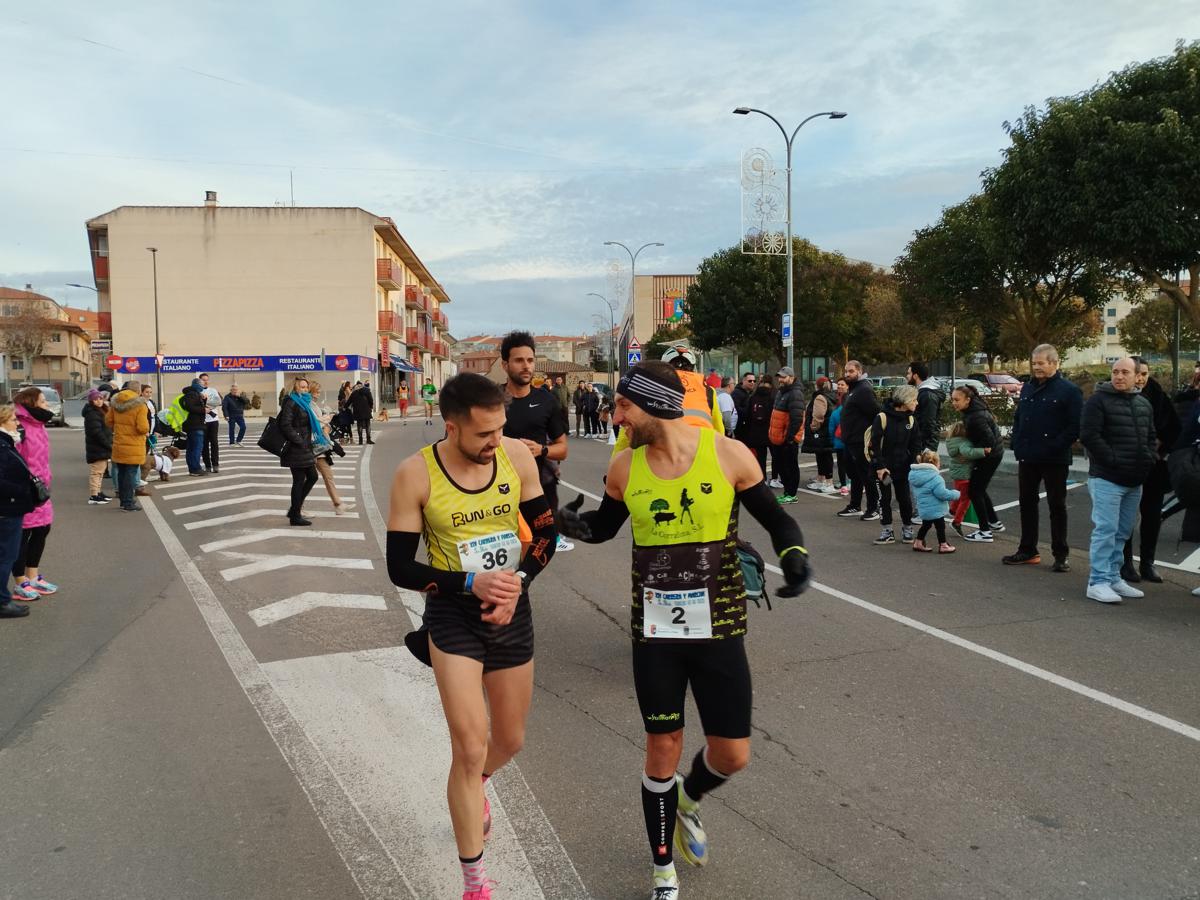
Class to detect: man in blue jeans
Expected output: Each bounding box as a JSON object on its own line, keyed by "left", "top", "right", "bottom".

{"left": 1078, "top": 357, "right": 1156, "bottom": 604}
{"left": 180, "top": 381, "right": 208, "bottom": 476}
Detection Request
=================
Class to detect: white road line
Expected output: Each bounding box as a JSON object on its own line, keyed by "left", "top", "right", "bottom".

{"left": 183, "top": 509, "right": 358, "bottom": 531}
{"left": 362, "top": 446, "right": 588, "bottom": 898}
{"left": 200, "top": 530, "right": 366, "bottom": 553}
{"left": 219, "top": 552, "right": 373, "bottom": 582}
{"left": 558, "top": 478, "right": 1200, "bottom": 745}
{"left": 992, "top": 482, "right": 1086, "bottom": 512}
{"left": 158, "top": 473, "right": 355, "bottom": 489}
{"left": 249, "top": 592, "right": 386, "bottom": 627}
{"left": 173, "top": 494, "right": 354, "bottom": 515}
{"left": 168, "top": 482, "right": 318, "bottom": 501}
{"left": 141, "top": 497, "right": 419, "bottom": 899}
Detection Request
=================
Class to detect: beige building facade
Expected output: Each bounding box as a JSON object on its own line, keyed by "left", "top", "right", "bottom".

{"left": 84, "top": 197, "right": 451, "bottom": 410}
{"left": 0, "top": 287, "right": 95, "bottom": 397}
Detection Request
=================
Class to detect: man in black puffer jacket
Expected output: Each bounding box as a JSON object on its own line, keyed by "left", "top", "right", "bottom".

{"left": 906, "top": 361, "right": 945, "bottom": 453}
{"left": 1079, "top": 357, "right": 1156, "bottom": 605}
{"left": 1119, "top": 359, "right": 1181, "bottom": 584}
{"left": 836, "top": 360, "right": 881, "bottom": 520}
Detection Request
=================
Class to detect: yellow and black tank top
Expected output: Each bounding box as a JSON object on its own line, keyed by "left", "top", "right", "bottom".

{"left": 626, "top": 429, "right": 746, "bottom": 642}
{"left": 421, "top": 442, "right": 522, "bottom": 575}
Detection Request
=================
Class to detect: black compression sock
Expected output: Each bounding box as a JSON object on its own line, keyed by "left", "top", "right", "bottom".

{"left": 682, "top": 748, "right": 729, "bottom": 803}
{"left": 641, "top": 773, "right": 677, "bottom": 865}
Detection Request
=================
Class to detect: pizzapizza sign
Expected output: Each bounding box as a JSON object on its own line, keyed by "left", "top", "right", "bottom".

{"left": 214, "top": 357, "right": 267, "bottom": 370}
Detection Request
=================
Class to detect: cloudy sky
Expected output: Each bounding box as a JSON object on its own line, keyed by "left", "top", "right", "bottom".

{"left": 1, "top": 2, "right": 1190, "bottom": 337}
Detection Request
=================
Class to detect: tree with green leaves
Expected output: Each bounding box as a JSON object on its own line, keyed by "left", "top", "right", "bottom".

{"left": 894, "top": 193, "right": 1108, "bottom": 369}
{"left": 1118, "top": 294, "right": 1200, "bottom": 356}
{"left": 987, "top": 41, "right": 1200, "bottom": 326}
{"left": 685, "top": 239, "right": 879, "bottom": 366}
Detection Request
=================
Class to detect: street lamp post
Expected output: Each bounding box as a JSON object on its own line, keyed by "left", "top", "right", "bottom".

{"left": 146, "top": 247, "right": 163, "bottom": 410}
{"left": 67, "top": 282, "right": 104, "bottom": 387}
{"left": 733, "top": 107, "right": 846, "bottom": 371}
{"left": 603, "top": 241, "right": 663, "bottom": 375}
{"left": 586, "top": 292, "right": 617, "bottom": 392}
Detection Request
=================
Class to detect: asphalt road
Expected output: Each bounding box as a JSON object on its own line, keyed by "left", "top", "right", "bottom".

{"left": 2, "top": 420, "right": 1199, "bottom": 899}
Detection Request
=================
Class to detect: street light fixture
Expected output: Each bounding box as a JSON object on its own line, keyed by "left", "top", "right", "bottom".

{"left": 733, "top": 106, "right": 847, "bottom": 370}
{"left": 603, "top": 241, "right": 663, "bottom": 376}
{"left": 146, "top": 247, "right": 163, "bottom": 410}
{"left": 586, "top": 292, "right": 617, "bottom": 392}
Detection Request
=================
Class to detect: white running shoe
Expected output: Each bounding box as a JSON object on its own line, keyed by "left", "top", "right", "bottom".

{"left": 768, "top": 478, "right": 784, "bottom": 489}
{"left": 556, "top": 536, "right": 574, "bottom": 552}
{"left": 1087, "top": 583, "right": 1123, "bottom": 604}
{"left": 1111, "top": 580, "right": 1145, "bottom": 599}
{"left": 650, "top": 872, "right": 680, "bottom": 900}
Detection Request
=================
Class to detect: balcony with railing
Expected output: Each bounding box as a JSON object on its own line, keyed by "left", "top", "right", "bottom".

{"left": 376, "top": 258, "right": 403, "bottom": 290}
{"left": 377, "top": 310, "right": 404, "bottom": 335}
{"left": 404, "top": 284, "right": 427, "bottom": 311}
{"left": 432, "top": 309, "right": 448, "bottom": 330}
{"left": 433, "top": 340, "right": 448, "bottom": 358}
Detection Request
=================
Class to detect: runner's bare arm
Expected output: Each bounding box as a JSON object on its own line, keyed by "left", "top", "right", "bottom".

{"left": 556, "top": 449, "right": 631, "bottom": 543}
{"left": 716, "top": 434, "right": 811, "bottom": 596}
{"left": 502, "top": 437, "right": 557, "bottom": 586}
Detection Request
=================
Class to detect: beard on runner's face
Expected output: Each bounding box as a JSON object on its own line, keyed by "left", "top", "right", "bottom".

{"left": 454, "top": 429, "right": 499, "bottom": 464}
{"left": 626, "top": 416, "right": 663, "bottom": 449}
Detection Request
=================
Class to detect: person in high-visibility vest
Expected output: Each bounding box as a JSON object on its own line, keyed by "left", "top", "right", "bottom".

{"left": 611, "top": 345, "right": 723, "bottom": 454}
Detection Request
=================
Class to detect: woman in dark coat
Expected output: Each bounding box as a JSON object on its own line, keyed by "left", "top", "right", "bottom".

{"left": 744, "top": 377, "right": 775, "bottom": 478}
{"left": 277, "top": 376, "right": 319, "bottom": 526}
{"left": 953, "top": 384, "right": 1005, "bottom": 542}
{"left": 1122, "top": 361, "right": 1182, "bottom": 583}
{"left": 0, "top": 406, "right": 35, "bottom": 618}
{"left": 82, "top": 389, "right": 113, "bottom": 504}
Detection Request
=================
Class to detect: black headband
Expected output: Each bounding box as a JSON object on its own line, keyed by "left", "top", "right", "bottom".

{"left": 616, "top": 370, "right": 684, "bottom": 419}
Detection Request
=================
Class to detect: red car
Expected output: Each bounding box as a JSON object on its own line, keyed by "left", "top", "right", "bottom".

{"left": 969, "top": 372, "right": 1023, "bottom": 397}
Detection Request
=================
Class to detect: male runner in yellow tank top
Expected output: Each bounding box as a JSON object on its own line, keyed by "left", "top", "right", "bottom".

{"left": 558, "top": 360, "right": 811, "bottom": 900}
{"left": 386, "top": 373, "right": 557, "bottom": 900}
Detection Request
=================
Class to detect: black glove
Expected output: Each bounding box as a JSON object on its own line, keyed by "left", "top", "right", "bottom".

{"left": 556, "top": 493, "right": 592, "bottom": 541}
{"left": 775, "top": 548, "right": 811, "bottom": 598}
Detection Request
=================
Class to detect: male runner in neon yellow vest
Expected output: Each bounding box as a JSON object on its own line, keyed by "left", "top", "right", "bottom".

{"left": 558, "top": 359, "right": 810, "bottom": 899}
{"left": 386, "top": 373, "right": 558, "bottom": 900}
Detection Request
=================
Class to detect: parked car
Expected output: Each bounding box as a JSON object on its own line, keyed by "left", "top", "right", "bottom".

{"left": 969, "top": 372, "right": 1023, "bottom": 397}
{"left": 591, "top": 381, "right": 614, "bottom": 402}
{"left": 926, "top": 376, "right": 998, "bottom": 397}
{"left": 17, "top": 383, "right": 65, "bottom": 426}
{"left": 866, "top": 376, "right": 908, "bottom": 389}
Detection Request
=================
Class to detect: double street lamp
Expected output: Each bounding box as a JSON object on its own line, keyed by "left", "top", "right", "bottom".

{"left": 733, "top": 106, "right": 846, "bottom": 370}
{"left": 146, "top": 247, "right": 164, "bottom": 410}
{"left": 586, "top": 292, "right": 617, "bottom": 391}
{"left": 603, "top": 240, "right": 663, "bottom": 375}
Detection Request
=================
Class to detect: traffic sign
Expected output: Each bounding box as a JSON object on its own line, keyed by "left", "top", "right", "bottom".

{"left": 629, "top": 338, "right": 641, "bottom": 350}
{"left": 781, "top": 313, "right": 792, "bottom": 348}
{"left": 91, "top": 339, "right": 112, "bottom": 353}
{"left": 104, "top": 354, "right": 122, "bottom": 370}
{"left": 155, "top": 354, "right": 164, "bottom": 368}
{"left": 627, "top": 349, "right": 642, "bottom": 366}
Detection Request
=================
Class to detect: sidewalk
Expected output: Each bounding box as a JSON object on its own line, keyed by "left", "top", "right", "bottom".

{"left": 936, "top": 441, "right": 1090, "bottom": 475}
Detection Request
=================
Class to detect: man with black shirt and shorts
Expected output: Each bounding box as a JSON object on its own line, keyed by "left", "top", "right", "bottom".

{"left": 558, "top": 360, "right": 811, "bottom": 900}
{"left": 386, "top": 373, "right": 558, "bottom": 900}
{"left": 499, "top": 331, "right": 572, "bottom": 552}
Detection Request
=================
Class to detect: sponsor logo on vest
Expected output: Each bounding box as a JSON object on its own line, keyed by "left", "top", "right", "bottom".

{"left": 700, "top": 482, "right": 712, "bottom": 494}
{"left": 450, "top": 503, "right": 511, "bottom": 527}
{"left": 498, "top": 482, "right": 510, "bottom": 494}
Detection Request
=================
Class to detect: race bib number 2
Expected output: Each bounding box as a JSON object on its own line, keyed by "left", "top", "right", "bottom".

{"left": 643, "top": 588, "right": 712, "bottom": 639}
{"left": 457, "top": 530, "right": 521, "bottom": 573}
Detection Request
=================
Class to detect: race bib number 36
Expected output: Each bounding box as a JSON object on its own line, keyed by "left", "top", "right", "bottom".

{"left": 643, "top": 588, "right": 712, "bottom": 639}
{"left": 457, "top": 531, "right": 521, "bottom": 573}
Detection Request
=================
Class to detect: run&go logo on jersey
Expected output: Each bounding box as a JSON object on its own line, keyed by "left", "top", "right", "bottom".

{"left": 450, "top": 503, "right": 511, "bottom": 527}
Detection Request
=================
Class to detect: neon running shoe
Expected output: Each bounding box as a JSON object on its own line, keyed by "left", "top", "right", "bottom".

{"left": 32, "top": 576, "right": 58, "bottom": 595}
{"left": 462, "top": 884, "right": 492, "bottom": 900}
{"left": 11, "top": 583, "right": 39, "bottom": 602}
{"left": 674, "top": 776, "right": 708, "bottom": 867}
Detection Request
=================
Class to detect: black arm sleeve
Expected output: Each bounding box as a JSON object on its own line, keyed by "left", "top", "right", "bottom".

{"left": 737, "top": 481, "right": 805, "bottom": 557}
{"left": 518, "top": 495, "right": 557, "bottom": 585}
{"left": 386, "top": 530, "right": 467, "bottom": 597}
{"left": 582, "top": 493, "right": 631, "bottom": 543}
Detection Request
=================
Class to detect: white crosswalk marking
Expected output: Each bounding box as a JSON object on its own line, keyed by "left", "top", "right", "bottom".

{"left": 173, "top": 494, "right": 354, "bottom": 515}
{"left": 183, "top": 509, "right": 358, "bottom": 530}
{"left": 200, "top": 529, "right": 366, "bottom": 553}
{"left": 159, "top": 474, "right": 355, "bottom": 490}
{"left": 248, "top": 592, "right": 387, "bottom": 626}
{"left": 218, "top": 552, "right": 373, "bottom": 581}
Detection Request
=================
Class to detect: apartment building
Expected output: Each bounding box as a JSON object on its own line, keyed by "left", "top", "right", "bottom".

{"left": 83, "top": 194, "right": 451, "bottom": 409}
{"left": 0, "top": 286, "right": 95, "bottom": 397}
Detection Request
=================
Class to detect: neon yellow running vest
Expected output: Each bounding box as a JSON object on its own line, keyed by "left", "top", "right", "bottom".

{"left": 421, "top": 442, "right": 522, "bottom": 574}
{"left": 626, "top": 429, "right": 746, "bottom": 642}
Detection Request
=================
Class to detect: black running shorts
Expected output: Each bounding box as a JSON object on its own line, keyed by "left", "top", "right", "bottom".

{"left": 405, "top": 592, "right": 534, "bottom": 673}
{"left": 630, "top": 636, "right": 752, "bottom": 737}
